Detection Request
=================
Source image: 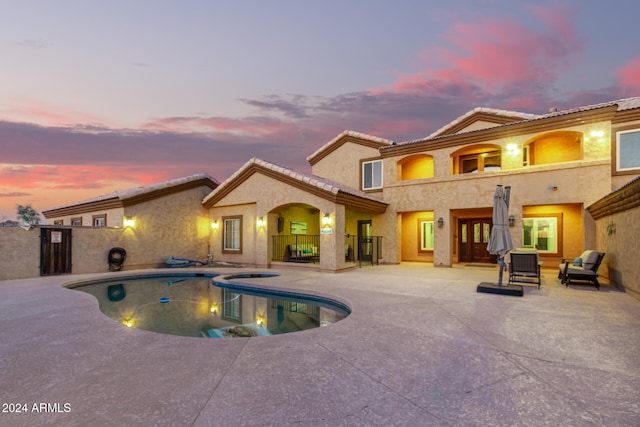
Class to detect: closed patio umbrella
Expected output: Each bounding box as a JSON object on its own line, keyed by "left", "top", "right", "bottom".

{"left": 487, "top": 185, "right": 513, "bottom": 285}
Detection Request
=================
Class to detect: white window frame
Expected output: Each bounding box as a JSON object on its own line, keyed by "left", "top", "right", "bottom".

{"left": 362, "top": 159, "right": 383, "bottom": 190}
{"left": 419, "top": 220, "right": 434, "bottom": 251}
{"left": 616, "top": 129, "right": 640, "bottom": 172}
{"left": 93, "top": 214, "right": 106, "bottom": 227}
{"left": 223, "top": 216, "right": 242, "bottom": 253}
{"left": 522, "top": 216, "right": 558, "bottom": 254}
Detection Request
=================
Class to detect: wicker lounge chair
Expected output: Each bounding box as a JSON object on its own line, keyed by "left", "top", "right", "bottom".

{"left": 508, "top": 251, "right": 541, "bottom": 289}
{"left": 558, "top": 250, "right": 605, "bottom": 290}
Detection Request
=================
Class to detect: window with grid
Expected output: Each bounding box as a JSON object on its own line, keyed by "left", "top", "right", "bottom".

{"left": 223, "top": 216, "right": 242, "bottom": 253}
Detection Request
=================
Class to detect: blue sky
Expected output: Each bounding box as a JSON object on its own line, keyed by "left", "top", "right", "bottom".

{"left": 1, "top": 0, "right": 639, "bottom": 219}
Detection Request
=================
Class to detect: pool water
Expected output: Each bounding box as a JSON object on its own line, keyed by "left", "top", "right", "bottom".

{"left": 67, "top": 273, "right": 349, "bottom": 338}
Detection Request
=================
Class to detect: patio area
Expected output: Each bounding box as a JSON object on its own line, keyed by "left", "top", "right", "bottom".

{"left": 1, "top": 264, "right": 639, "bottom": 426}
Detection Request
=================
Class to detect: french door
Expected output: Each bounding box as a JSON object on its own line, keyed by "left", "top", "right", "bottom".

{"left": 458, "top": 218, "right": 495, "bottom": 263}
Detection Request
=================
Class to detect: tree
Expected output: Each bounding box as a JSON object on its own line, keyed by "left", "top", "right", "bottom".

{"left": 16, "top": 204, "right": 42, "bottom": 225}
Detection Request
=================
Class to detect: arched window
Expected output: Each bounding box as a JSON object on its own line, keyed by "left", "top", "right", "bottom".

{"left": 398, "top": 154, "right": 434, "bottom": 180}
{"left": 451, "top": 144, "right": 502, "bottom": 175}
{"left": 524, "top": 131, "right": 582, "bottom": 166}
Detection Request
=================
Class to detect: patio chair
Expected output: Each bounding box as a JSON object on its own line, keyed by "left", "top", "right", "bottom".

{"left": 558, "top": 250, "right": 605, "bottom": 290}
{"left": 508, "top": 251, "right": 541, "bottom": 289}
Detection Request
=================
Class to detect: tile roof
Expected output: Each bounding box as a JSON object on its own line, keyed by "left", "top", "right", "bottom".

{"left": 44, "top": 173, "right": 218, "bottom": 213}
{"left": 202, "top": 157, "right": 388, "bottom": 206}
{"left": 384, "top": 96, "right": 640, "bottom": 151}
{"left": 306, "top": 130, "right": 394, "bottom": 163}
{"left": 425, "top": 107, "right": 541, "bottom": 139}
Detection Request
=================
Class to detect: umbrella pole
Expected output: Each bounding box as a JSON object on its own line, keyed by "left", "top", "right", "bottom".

{"left": 498, "top": 256, "right": 504, "bottom": 285}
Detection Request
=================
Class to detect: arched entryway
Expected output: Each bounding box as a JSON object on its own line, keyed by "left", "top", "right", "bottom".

{"left": 269, "top": 203, "right": 321, "bottom": 264}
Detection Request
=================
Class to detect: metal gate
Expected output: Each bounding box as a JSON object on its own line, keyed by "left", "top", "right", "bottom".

{"left": 40, "top": 228, "right": 72, "bottom": 276}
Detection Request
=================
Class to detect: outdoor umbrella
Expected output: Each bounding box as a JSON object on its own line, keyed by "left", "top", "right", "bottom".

{"left": 487, "top": 185, "right": 513, "bottom": 285}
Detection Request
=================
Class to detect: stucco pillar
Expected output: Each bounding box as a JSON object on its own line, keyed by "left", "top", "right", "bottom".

{"left": 433, "top": 209, "right": 451, "bottom": 267}
{"left": 255, "top": 211, "right": 269, "bottom": 268}
{"left": 319, "top": 204, "right": 344, "bottom": 271}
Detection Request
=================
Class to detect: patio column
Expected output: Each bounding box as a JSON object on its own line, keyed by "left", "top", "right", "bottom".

{"left": 319, "top": 204, "right": 345, "bottom": 271}
{"left": 254, "top": 210, "right": 269, "bottom": 268}
{"left": 433, "top": 209, "right": 451, "bottom": 267}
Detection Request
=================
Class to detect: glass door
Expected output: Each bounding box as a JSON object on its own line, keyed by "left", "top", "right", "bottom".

{"left": 357, "top": 220, "right": 373, "bottom": 262}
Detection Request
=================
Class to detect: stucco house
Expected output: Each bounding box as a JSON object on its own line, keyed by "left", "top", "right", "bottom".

{"left": 41, "top": 174, "right": 218, "bottom": 273}
{"left": 41, "top": 96, "right": 640, "bottom": 293}
{"left": 208, "top": 97, "right": 640, "bottom": 274}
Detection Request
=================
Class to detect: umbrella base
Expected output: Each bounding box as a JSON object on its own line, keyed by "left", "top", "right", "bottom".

{"left": 477, "top": 282, "right": 524, "bottom": 297}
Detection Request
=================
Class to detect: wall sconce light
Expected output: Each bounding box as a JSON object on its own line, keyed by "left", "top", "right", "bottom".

{"left": 437, "top": 217, "right": 444, "bottom": 228}
{"left": 256, "top": 314, "right": 266, "bottom": 327}
{"left": 506, "top": 143, "right": 520, "bottom": 155}
{"left": 508, "top": 215, "right": 515, "bottom": 227}
{"left": 210, "top": 304, "right": 218, "bottom": 315}
{"left": 256, "top": 217, "right": 265, "bottom": 228}
{"left": 123, "top": 217, "right": 135, "bottom": 228}
{"left": 321, "top": 214, "right": 332, "bottom": 226}
{"left": 211, "top": 219, "right": 219, "bottom": 229}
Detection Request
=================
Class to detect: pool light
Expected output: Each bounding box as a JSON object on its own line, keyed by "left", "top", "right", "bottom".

{"left": 123, "top": 318, "right": 135, "bottom": 328}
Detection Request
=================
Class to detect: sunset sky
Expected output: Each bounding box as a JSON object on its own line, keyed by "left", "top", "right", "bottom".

{"left": 1, "top": 0, "right": 639, "bottom": 221}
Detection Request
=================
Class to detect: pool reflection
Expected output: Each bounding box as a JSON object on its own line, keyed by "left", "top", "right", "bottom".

{"left": 71, "top": 275, "right": 348, "bottom": 338}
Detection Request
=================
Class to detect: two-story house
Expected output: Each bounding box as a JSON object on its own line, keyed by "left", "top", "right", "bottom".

{"left": 204, "top": 97, "right": 640, "bottom": 272}
{"left": 44, "top": 97, "right": 640, "bottom": 277}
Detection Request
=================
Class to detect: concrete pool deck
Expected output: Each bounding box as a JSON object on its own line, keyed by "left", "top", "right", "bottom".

{"left": 1, "top": 264, "right": 639, "bottom": 426}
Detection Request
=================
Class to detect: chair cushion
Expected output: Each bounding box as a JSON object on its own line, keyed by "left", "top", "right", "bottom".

{"left": 582, "top": 250, "right": 599, "bottom": 271}
{"left": 564, "top": 266, "right": 597, "bottom": 276}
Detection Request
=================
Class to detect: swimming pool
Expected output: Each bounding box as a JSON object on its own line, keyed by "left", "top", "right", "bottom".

{"left": 65, "top": 272, "right": 350, "bottom": 338}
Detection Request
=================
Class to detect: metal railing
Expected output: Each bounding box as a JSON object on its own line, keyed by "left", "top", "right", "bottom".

{"left": 345, "top": 235, "right": 383, "bottom": 267}
{"left": 271, "top": 234, "right": 382, "bottom": 266}
{"left": 272, "top": 235, "right": 320, "bottom": 263}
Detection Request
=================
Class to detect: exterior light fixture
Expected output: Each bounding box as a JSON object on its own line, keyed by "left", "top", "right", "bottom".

{"left": 256, "top": 217, "right": 265, "bottom": 227}
{"left": 508, "top": 215, "right": 515, "bottom": 227}
{"left": 211, "top": 219, "right": 219, "bottom": 229}
{"left": 590, "top": 130, "right": 605, "bottom": 138}
{"left": 437, "top": 217, "right": 444, "bottom": 228}
{"left": 123, "top": 217, "right": 135, "bottom": 228}
{"left": 506, "top": 143, "right": 521, "bottom": 156}
{"left": 322, "top": 214, "right": 332, "bottom": 226}
{"left": 256, "top": 314, "right": 266, "bottom": 327}
{"left": 210, "top": 304, "right": 218, "bottom": 314}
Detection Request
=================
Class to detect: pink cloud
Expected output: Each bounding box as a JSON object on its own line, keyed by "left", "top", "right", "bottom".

{"left": 141, "top": 115, "right": 294, "bottom": 137}
{"left": 1, "top": 97, "right": 110, "bottom": 127}
{"left": 383, "top": 4, "right": 580, "bottom": 100}
{"left": 0, "top": 165, "right": 169, "bottom": 191}
{"left": 616, "top": 57, "right": 640, "bottom": 96}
